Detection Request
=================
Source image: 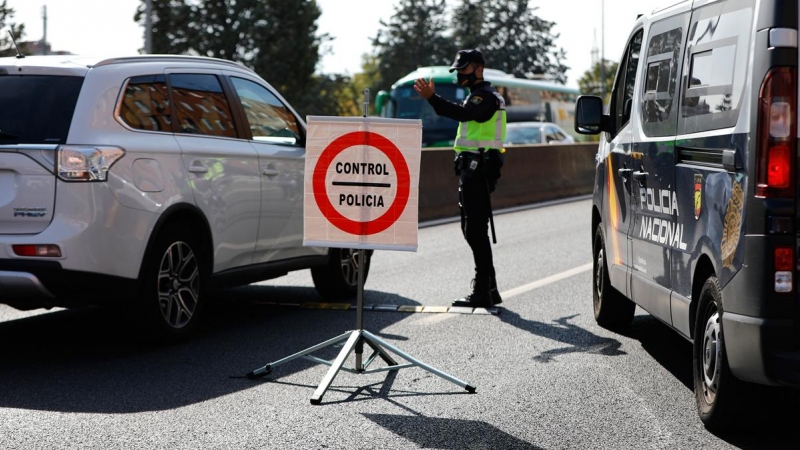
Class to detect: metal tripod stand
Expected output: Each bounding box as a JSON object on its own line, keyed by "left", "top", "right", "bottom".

{"left": 246, "top": 90, "right": 474, "bottom": 404}
{"left": 245, "top": 247, "right": 476, "bottom": 404}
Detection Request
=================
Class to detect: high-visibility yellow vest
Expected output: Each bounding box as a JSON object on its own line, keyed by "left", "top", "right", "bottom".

{"left": 453, "top": 97, "right": 507, "bottom": 153}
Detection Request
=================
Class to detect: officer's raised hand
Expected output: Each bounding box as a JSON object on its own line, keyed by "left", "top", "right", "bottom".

{"left": 414, "top": 77, "right": 435, "bottom": 100}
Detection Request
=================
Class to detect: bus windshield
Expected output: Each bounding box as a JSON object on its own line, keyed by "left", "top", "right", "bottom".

{"left": 388, "top": 84, "right": 467, "bottom": 147}
{"left": 378, "top": 66, "right": 581, "bottom": 146}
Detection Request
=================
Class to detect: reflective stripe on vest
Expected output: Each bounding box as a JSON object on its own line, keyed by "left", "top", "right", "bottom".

{"left": 454, "top": 108, "right": 507, "bottom": 153}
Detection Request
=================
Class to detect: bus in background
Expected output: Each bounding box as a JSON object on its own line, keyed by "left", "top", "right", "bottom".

{"left": 375, "top": 66, "right": 580, "bottom": 147}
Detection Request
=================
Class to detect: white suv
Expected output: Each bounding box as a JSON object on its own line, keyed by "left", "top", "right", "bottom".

{"left": 0, "top": 54, "right": 370, "bottom": 339}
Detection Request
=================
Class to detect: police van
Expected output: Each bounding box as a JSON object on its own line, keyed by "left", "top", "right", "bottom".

{"left": 575, "top": 0, "right": 799, "bottom": 430}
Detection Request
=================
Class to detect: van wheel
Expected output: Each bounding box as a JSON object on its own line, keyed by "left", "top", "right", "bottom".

{"left": 136, "top": 224, "right": 207, "bottom": 341}
{"left": 311, "top": 248, "right": 372, "bottom": 300}
{"left": 593, "top": 225, "right": 635, "bottom": 329}
{"left": 693, "top": 276, "right": 746, "bottom": 431}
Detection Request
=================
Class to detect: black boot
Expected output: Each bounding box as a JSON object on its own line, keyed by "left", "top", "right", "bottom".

{"left": 452, "top": 277, "right": 494, "bottom": 308}
{"left": 490, "top": 277, "right": 502, "bottom": 305}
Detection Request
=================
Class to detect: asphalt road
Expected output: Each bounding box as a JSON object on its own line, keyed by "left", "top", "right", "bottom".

{"left": 0, "top": 198, "right": 796, "bottom": 449}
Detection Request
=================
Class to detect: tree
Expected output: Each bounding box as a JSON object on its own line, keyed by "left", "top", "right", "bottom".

{"left": 0, "top": 0, "right": 25, "bottom": 57}
{"left": 451, "top": 0, "right": 568, "bottom": 83}
{"left": 135, "top": 0, "right": 327, "bottom": 117}
{"left": 370, "top": 0, "right": 454, "bottom": 93}
{"left": 134, "top": 0, "right": 193, "bottom": 55}
{"left": 577, "top": 59, "right": 618, "bottom": 101}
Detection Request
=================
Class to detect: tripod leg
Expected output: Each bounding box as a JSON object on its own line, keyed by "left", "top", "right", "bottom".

{"left": 361, "top": 331, "right": 476, "bottom": 393}
{"left": 246, "top": 330, "right": 353, "bottom": 379}
{"left": 310, "top": 330, "right": 362, "bottom": 404}
{"left": 363, "top": 338, "right": 398, "bottom": 366}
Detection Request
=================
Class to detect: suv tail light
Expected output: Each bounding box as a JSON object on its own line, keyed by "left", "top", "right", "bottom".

{"left": 57, "top": 146, "right": 125, "bottom": 182}
{"left": 12, "top": 244, "right": 61, "bottom": 258}
{"left": 756, "top": 67, "right": 796, "bottom": 197}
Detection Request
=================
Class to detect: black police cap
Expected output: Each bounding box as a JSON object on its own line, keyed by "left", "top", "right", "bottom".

{"left": 449, "top": 49, "right": 485, "bottom": 72}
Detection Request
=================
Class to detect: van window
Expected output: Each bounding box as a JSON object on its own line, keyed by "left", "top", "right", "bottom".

{"left": 641, "top": 13, "right": 689, "bottom": 137}
{"left": 118, "top": 75, "right": 171, "bottom": 132}
{"left": 679, "top": 0, "right": 754, "bottom": 134}
{"left": 169, "top": 74, "right": 237, "bottom": 138}
{"left": 0, "top": 75, "right": 83, "bottom": 145}
{"left": 230, "top": 77, "right": 302, "bottom": 145}
{"left": 610, "top": 29, "right": 643, "bottom": 136}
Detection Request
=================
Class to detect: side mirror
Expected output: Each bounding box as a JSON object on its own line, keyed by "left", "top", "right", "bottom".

{"left": 375, "top": 90, "right": 389, "bottom": 116}
{"left": 574, "top": 95, "right": 608, "bottom": 135}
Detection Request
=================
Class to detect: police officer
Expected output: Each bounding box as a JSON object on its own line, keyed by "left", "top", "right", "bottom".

{"left": 413, "top": 49, "right": 506, "bottom": 308}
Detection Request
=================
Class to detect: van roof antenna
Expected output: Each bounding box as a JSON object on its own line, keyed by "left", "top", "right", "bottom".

{"left": 7, "top": 30, "right": 25, "bottom": 59}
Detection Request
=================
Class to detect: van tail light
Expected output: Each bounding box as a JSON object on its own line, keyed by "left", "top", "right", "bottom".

{"left": 774, "top": 246, "right": 793, "bottom": 293}
{"left": 756, "top": 67, "right": 796, "bottom": 197}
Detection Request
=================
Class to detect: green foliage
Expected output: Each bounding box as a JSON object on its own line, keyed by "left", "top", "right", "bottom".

{"left": 299, "top": 74, "right": 360, "bottom": 118}
{"left": 577, "top": 59, "right": 618, "bottom": 101}
{"left": 133, "top": 0, "right": 193, "bottom": 55}
{"left": 135, "top": 0, "right": 327, "bottom": 117}
{"left": 370, "top": 0, "right": 455, "bottom": 93}
{"left": 451, "top": 0, "right": 569, "bottom": 84}
{"left": 0, "top": 0, "right": 25, "bottom": 57}
{"left": 133, "top": 0, "right": 578, "bottom": 118}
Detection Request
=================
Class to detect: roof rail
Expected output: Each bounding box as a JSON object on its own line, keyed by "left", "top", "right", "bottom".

{"left": 92, "top": 55, "right": 253, "bottom": 71}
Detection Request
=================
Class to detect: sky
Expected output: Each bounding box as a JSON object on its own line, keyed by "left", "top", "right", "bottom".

{"left": 6, "top": 0, "right": 668, "bottom": 89}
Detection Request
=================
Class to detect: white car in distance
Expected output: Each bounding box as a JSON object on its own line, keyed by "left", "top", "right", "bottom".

{"left": 503, "top": 121, "right": 575, "bottom": 146}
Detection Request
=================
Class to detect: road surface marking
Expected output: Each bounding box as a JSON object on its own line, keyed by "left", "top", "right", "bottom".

{"left": 500, "top": 263, "right": 593, "bottom": 300}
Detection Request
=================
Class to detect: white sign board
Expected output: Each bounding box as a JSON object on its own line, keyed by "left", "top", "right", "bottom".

{"left": 303, "top": 116, "right": 422, "bottom": 251}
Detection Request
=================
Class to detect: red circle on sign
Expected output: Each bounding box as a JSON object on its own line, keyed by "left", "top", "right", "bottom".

{"left": 313, "top": 131, "right": 410, "bottom": 236}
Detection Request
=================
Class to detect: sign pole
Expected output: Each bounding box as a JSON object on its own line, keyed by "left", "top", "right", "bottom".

{"left": 245, "top": 99, "right": 475, "bottom": 404}
{"left": 353, "top": 88, "right": 369, "bottom": 372}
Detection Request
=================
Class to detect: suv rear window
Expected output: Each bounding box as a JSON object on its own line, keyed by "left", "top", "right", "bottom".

{"left": 0, "top": 75, "right": 84, "bottom": 145}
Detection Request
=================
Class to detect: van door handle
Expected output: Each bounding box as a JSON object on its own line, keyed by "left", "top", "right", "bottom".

{"left": 618, "top": 168, "right": 632, "bottom": 178}
{"left": 262, "top": 168, "right": 280, "bottom": 176}
{"left": 188, "top": 165, "right": 208, "bottom": 174}
{"left": 632, "top": 170, "right": 648, "bottom": 181}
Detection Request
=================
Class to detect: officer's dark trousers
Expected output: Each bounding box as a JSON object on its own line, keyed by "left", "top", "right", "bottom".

{"left": 459, "top": 168, "right": 495, "bottom": 283}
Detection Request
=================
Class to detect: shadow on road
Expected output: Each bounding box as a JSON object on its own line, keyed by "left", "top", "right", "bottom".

{"left": 258, "top": 370, "right": 470, "bottom": 405}
{"left": 618, "top": 315, "right": 693, "bottom": 389}
{"left": 0, "top": 285, "right": 417, "bottom": 414}
{"left": 620, "top": 315, "right": 799, "bottom": 448}
{"left": 364, "top": 413, "right": 544, "bottom": 450}
{"left": 354, "top": 371, "right": 543, "bottom": 450}
{"left": 498, "top": 309, "right": 625, "bottom": 362}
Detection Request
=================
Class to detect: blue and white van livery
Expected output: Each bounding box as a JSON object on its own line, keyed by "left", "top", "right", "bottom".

{"left": 575, "top": 0, "right": 799, "bottom": 430}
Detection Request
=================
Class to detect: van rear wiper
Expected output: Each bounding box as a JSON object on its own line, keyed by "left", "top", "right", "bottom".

{"left": 0, "top": 131, "right": 18, "bottom": 140}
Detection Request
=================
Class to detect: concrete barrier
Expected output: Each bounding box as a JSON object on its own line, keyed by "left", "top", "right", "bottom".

{"left": 418, "top": 142, "right": 598, "bottom": 222}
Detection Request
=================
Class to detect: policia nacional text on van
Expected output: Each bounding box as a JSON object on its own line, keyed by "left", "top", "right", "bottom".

{"left": 414, "top": 49, "right": 506, "bottom": 308}
{"left": 575, "top": 0, "right": 800, "bottom": 430}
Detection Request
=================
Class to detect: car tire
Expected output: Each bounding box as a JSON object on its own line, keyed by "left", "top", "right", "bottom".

{"left": 693, "top": 276, "right": 749, "bottom": 431}
{"left": 593, "top": 225, "right": 635, "bottom": 329}
{"left": 311, "top": 248, "right": 372, "bottom": 301}
{"left": 135, "top": 224, "right": 208, "bottom": 342}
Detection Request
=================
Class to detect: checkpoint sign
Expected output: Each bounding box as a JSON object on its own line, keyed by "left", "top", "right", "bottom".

{"left": 303, "top": 116, "right": 422, "bottom": 251}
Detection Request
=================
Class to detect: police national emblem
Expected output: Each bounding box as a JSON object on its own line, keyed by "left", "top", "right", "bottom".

{"left": 694, "top": 174, "right": 703, "bottom": 219}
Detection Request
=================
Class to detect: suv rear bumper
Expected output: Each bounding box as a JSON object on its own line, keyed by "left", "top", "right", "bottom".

{"left": 0, "top": 259, "right": 138, "bottom": 310}
{"left": 723, "top": 312, "right": 800, "bottom": 387}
